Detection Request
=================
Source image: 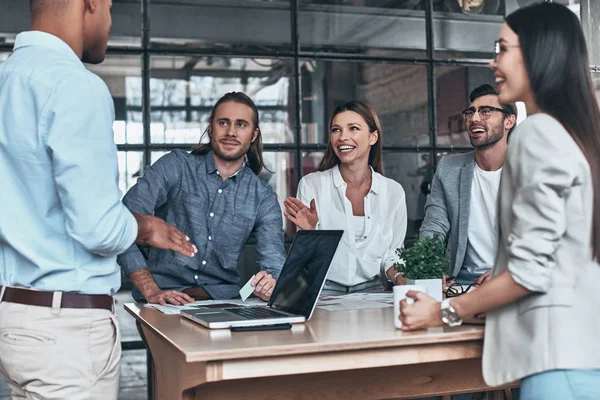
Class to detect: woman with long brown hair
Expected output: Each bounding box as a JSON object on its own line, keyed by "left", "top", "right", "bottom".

{"left": 399, "top": 3, "right": 600, "bottom": 398}
{"left": 284, "top": 101, "right": 407, "bottom": 293}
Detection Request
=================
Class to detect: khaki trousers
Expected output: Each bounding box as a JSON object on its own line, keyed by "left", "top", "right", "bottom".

{"left": 0, "top": 301, "right": 121, "bottom": 400}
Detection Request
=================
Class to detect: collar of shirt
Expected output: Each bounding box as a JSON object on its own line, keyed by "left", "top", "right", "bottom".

{"left": 205, "top": 150, "right": 247, "bottom": 181}
{"left": 13, "top": 31, "right": 83, "bottom": 66}
{"left": 332, "top": 164, "right": 380, "bottom": 195}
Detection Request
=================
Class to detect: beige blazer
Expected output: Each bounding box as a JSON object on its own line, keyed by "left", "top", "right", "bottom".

{"left": 483, "top": 113, "right": 600, "bottom": 386}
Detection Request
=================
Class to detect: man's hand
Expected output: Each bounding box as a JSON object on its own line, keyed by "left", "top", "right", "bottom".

{"left": 473, "top": 270, "right": 492, "bottom": 286}
{"left": 283, "top": 198, "right": 318, "bottom": 230}
{"left": 399, "top": 291, "right": 444, "bottom": 331}
{"left": 145, "top": 288, "right": 195, "bottom": 306}
{"left": 134, "top": 214, "right": 197, "bottom": 258}
{"left": 252, "top": 271, "right": 276, "bottom": 301}
{"left": 443, "top": 274, "right": 455, "bottom": 288}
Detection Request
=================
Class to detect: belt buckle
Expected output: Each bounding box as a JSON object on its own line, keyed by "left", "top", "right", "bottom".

{"left": 51, "top": 292, "right": 62, "bottom": 315}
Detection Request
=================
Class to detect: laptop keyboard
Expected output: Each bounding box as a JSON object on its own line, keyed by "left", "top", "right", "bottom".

{"left": 225, "top": 307, "right": 289, "bottom": 320}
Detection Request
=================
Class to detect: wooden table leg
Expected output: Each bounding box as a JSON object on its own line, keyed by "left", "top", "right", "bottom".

{"left": 141, "top": 325, "right": 206, "bottom": 400}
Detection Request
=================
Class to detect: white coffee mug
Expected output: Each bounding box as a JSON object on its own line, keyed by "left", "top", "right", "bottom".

{"left": 393, "top": 285, "right": 426, "bottom": 329}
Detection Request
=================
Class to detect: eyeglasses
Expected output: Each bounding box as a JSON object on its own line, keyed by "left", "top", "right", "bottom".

{"left": 461, "top": 105, "right": 508, "bottom": 121}
{"left": 494, "top": 40, "right": 520, "bottom": 59}
{"left": 445, "top": 282, "right": 480, "bottom": 298}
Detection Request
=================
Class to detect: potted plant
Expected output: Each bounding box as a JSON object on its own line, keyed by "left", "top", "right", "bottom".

{"left": 394, "top": 235, "right": 449, "bottom": 301}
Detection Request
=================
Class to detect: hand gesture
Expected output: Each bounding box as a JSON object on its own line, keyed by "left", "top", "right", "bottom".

{"left": 251, "top": 271, "right": 276, "bottom": 301}
{"left": 135, "top": 214, "right": 197, "bottom": 258}
{"left": 284, "top": 197, "right": 318, "bottom": 230}
{"left": 145, "top": 288, "right": 195, "bottom": 306}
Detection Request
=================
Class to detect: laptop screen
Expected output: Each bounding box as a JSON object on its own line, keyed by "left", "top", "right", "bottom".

{"left": 268, "top": 230, "right": 343, "bottom": 319}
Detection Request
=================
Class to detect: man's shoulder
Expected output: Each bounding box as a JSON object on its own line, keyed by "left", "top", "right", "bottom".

{"left": 2, "top": 49, "right": 108, "bottom": 98}
{"left": 438, "top": 151, "right": 474, "bottom": 168}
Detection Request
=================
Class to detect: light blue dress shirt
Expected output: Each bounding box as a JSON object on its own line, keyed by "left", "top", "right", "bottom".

{"left": 0, "top": 31, "right": 138, "bottom": 295}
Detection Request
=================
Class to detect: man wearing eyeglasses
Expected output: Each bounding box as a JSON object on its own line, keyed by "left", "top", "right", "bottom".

{"left": 419, "top": 84, "right": 517, "bottom": 289}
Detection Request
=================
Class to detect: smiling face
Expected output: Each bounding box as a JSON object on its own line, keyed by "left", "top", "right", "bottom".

{"left": 466, "top": 95, "right": 506, "bottom": 149}
{"left": 209, "top": 101, "right": 258, "bottom": 163}
{"left": 489, "top": 23, "right": 533, "bottom": 107}
{"left": 329, "top": 110, "right": 378, "bottom": 167}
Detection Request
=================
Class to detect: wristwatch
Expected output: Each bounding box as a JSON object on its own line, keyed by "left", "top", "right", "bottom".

{"left": 440, "top": 298, "right": 463, "bottom": 327}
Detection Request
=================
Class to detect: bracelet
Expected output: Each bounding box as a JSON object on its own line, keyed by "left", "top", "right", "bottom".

{"left": 392, "top": 271, "right": 403, "bottom": 284}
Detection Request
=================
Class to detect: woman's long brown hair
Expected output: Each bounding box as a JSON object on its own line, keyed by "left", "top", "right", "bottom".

{"left": 317, "top": 101, "right": 384, "bottom": 174}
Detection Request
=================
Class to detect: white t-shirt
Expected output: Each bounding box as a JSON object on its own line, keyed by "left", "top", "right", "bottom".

{"left": 463, "top": 164, "right": 502, "bottom": 274}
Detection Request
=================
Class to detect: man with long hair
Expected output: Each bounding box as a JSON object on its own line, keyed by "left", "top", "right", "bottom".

{"left": 0, "top": 1, "right": 195, "bottom": 398}
{"left": 118, "top": 92, "right": 285, "bottom": 304}
{"left": 420, "top": 84, "right": 517, "bottom": 287}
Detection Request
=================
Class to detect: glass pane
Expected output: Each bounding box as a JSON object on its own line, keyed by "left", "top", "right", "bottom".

{"left": 151, "top": 151, "right": 170, "bottom": 166}
{"left": 382, "top": 151, "right": 432, "bottom": 240}
{"left": 299, "top": 1, "right": 426, "bottom": 57}
{"left": 149, "top": 56, "right": 295, "bottom": 144}
{"left": 149, "top": 1, "right": 291, "bottom": 51}
{"left": 260, "top": 152, "right": 296, "bottom": 237}
{"left": 117, "top": 151, "right": 144, "bottom": 195}
{"left": 302, "top": 60, "right": 429, "bottom": 145}
{"left": 87, "top": 55, "right": 143, "bottom": 144}
{"left": 301, "top": 151, "right": 324, "bottom": 177}
{"left": 0, "top": 2, "right": 140, "bottom": 47}
{"left": 436, "top": 65, "right": 496, "bottom": 146}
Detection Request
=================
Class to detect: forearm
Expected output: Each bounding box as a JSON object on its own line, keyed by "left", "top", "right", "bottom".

{"left": 451, "top": 269, "right": 532, "bottom": 319}
{"left": 129, "top": 268, "right": 161, "bottom": 299}
{"left": 133, "top": 213, "right": 153, "bottom": 243}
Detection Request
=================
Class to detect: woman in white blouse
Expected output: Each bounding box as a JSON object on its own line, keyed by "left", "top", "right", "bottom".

{"left": 284, "top": 101, "right": 407, "bottom": 293}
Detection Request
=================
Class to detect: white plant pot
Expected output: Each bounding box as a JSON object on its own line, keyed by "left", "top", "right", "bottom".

{"left": 406, "top": 278, "right": 443, "bottom": 302}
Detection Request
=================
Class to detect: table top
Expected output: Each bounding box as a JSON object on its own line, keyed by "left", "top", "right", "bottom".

{"left": 125, "top": 303, "right": 484, "bottom": 363}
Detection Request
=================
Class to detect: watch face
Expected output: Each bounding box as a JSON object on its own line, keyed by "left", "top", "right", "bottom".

{"left": 441, "top": 301, "right": 462, "bottom": 327}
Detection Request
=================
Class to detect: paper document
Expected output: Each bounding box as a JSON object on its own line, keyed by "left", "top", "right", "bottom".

{"left": 316, "top": 292, "right": 394, "bottom": 312}
{"left": 145, "top": 298, "right": 267, "bottom": 315}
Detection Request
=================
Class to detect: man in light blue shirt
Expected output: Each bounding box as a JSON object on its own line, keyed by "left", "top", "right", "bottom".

{"left": 0, "top": 1, "right": 195, "bottom": 399}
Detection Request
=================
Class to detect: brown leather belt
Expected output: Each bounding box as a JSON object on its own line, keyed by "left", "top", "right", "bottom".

{"left": 0, "top": 286, "right": 113, "bottom": 311}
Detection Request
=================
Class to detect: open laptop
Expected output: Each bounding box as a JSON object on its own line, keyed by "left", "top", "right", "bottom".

{"left": 181, "top": 230, "right": 343, "bottom": 329}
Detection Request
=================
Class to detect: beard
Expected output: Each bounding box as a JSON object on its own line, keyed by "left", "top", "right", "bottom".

{"left": 211, "top": 136, "right": 252, "bottom": 162}
{"left": 469, "top": 124, "right": 504, "bottom": 150}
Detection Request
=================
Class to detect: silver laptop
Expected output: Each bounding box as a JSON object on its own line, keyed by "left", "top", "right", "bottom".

{"left": 181, "top": 230, "right": 343, "bottom": 329}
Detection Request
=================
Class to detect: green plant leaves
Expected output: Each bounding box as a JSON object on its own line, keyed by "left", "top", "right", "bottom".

{"left": 394, "top": 235, "right": 449, "bottom": 280}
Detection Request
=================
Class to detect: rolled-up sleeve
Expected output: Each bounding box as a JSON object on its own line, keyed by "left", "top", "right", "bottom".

{"left": 46, "top": 74, "right": 137, "bottom": 257}
{"left": 254, "top": 191, "right": 286, "bottom": 280}
{"left": 505, "top": 117, "right": 579, "bottom": 292}
{"left": 117, "top": 152, "right": 180, "bottom": 275}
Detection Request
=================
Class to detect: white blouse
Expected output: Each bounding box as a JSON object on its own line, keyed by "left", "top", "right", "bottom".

{"left": 297, "top": 165, "right": 408, "bottom": 287}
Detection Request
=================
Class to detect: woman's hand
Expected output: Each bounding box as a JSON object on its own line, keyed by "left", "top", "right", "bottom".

{"left": 284, "top": 197, "right": 319, "bottom": 230}
{"left": 399, "top": 290, "right": 444, "bottom": 331}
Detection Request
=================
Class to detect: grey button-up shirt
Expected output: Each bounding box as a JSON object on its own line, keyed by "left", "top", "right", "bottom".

{"left": 117, "top": 150, "right": 285, "bottom": 300}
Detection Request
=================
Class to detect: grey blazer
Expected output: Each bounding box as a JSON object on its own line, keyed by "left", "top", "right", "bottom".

{"left": 483, "top": 113, "right": 600, "bottom": 386}
{"left": 419, "top": 151, "right": 475, "bottom": 277}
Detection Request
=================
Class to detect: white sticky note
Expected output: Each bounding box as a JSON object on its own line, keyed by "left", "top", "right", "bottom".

{"left": 239, "top": 274, "right": 256, "bottom": 302}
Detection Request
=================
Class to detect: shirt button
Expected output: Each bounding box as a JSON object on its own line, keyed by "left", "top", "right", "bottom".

{"left": 217, "top": 171, "right": 220, "bottom": 175}
{"left": 209, "top": 212, "right": 214, "bottom": 217}
{"left": 218, "top": 189, "right": 223, "bottom": 194}
{"left": 194, "top": 275, "right": 198, "bottom": 279}
{"left": 208, "top": 236, "right": 212, "bottom": 240}
{"left": 202, "top": 260, "right": 207, "bottom": 265}
{"left": 363, "top": 236, "right": 367, "bottom": 239}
